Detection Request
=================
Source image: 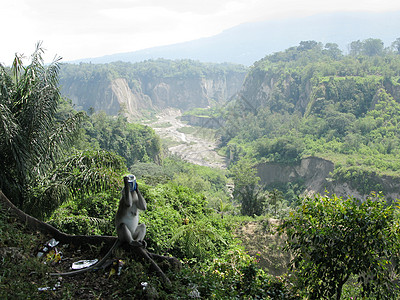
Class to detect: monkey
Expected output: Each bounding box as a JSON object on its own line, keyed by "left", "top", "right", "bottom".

{"left": 50, "top": 174, "right": 147, "bottom": 276}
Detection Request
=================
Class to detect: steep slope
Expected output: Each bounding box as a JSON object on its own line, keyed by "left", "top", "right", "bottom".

{"left": 220, "top": 43, "right": 400, "bottom": 200}
{"left": 257, "top": 157, "right": 400, "bottom": 200}
{"left": 59, "top": 60, "right": 247, "bottom": 118}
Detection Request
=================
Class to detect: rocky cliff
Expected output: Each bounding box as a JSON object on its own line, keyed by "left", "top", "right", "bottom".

{"left": 257, "top": 157, "right": 334, "bottom": 195}
{"left": 239, "top": 69, "right": 312, "bottom": 113}
{"left": 238, "top": 64, "right": 400, "bottom": 117}
{"left": 141, "top": 74, "right": 240, "bottom": 110}
{"left": 257, "top": 157, "right": 400, "bottom": 200}
{"left": 59, "top": 62, "right": 247, "bottom": 119}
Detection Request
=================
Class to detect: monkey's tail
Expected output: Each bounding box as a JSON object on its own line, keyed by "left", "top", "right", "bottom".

{"left": 50, "top": 240, "right": 120, "bottom": 276}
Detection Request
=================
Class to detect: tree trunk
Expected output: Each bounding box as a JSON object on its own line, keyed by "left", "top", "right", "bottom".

{"left": 336, "top": 275, "right": 349, "bottom": 300}
{"left": 336, "top": 284, "right": 342, "bottom": 300}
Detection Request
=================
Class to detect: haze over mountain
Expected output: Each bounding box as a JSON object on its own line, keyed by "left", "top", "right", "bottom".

{"left": 71, "top": 10, "right": 400, "bottom": 66}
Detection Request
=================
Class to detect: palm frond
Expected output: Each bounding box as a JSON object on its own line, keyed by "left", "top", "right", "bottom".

{"left": 0, "top": 44, "right": 78, "bottom": 207}
{"left": 49, "top": 150, "right": 125, "bottom": 199}
{"left": 31, "top": 111, "right": 85, "bottom": 177}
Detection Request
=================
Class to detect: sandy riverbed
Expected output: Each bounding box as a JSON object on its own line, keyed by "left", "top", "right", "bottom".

{"left": 149, "top": 108, "right": 227, "bottom": 169}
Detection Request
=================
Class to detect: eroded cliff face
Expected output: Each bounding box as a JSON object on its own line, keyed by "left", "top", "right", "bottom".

{"left": 61, "top": 78, "right": 120, "bottom": 115}
{"left": 239, "top": 68, "right": 400, "bottom": 116}
{"left": 257, "top": 157, "right": 334, "bottom": 195}
{"left": 257, "top": 157, "right": 400, "bottom": 200}
{"left": 143, "top": 77, "right": 216, "bottom": 109}
{"left": 239, "top": 69, "right": 311, "bottom": 113}
{"left": 110, "top": 78, "right": 153, "bottom": 119}
{"left": 60, "top": 72, "right": 246, "bottom": 118}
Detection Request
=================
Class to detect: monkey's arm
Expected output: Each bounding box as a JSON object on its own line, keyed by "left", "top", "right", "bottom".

{"left": 123, "top": 176, "right": 133, "bottom": 207}
{"left": 136, "top": 187, "right": 147, "bottom": 211}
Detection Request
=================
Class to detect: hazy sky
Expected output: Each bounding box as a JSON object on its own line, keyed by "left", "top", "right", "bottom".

{"left": 2, "top": 0, "right": 400, "bottom": 64}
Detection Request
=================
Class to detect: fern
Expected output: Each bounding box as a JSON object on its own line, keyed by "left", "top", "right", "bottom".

{"left": 170, "top": 218, "right": 227, "bottom": 260}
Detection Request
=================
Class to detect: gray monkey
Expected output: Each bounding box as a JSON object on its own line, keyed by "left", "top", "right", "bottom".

{"left": 51, "top": 175, "right": 147, "bottom": 276}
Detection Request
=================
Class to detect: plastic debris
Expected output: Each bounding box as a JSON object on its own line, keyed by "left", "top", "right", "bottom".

{"left": 71, "top": 259, "right": 98, "bottom": 270}
{"left": 37, "top": 238, "right": 60, "bottom": 259}
{"left": 47, "top": 238, "right": 59, "bottom": 248}
{"left": 141, "top": 282, "right": 148, "bottom": 290}
{"left": 54, "top": 281, "right": 61, "bottom": 289}
{"left": 117, "top": 260, "right": 125, "bottom": 276}
{"left": 38, "top": 280, "right": 61, "bottom": 292}
{"left": 109, "top": 267, "right": 116, "bottom": 277}
{"left": 109, "top": 260, "right": 125, "bottom": 277}
{"left": 46, "top": 248, "right": 63, "bottom": 264}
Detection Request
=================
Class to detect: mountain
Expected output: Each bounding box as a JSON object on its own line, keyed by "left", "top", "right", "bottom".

{"left": 70, "top": 11, "right": 400, "bottom": 66}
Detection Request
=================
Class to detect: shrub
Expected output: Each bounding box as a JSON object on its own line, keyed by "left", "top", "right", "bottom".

{"left": 279, "top": 193, "right": 400, "bottom": 299}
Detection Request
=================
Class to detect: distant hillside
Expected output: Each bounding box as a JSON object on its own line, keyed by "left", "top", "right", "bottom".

{"left": 70, "top": 11, "right": 400, "bottom": 66}
{"left": 59, "top": 60, "right": 247, "bottom": 118}
{"left": 217, "top": 41, "right": 400, "bottom": 199}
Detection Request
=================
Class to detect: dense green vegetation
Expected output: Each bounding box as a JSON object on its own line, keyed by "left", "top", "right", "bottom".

{"left": 0, "top": 46, "right": 162, "bottom": 218}
{"left": 59, "top": 59, "right": 247, "bottom": 97}
{"left": 280, "top": 193, "right": 400, "bottom": 299}
{"left": 75, "top": 110, "right": 162, "bottom": 166}
{"left": 129, "top": 157, "right": 230, "bottom": 210}
{"left": 216, "top": 38, "right": 400, "bottom": 198}
{"left": 0, "top": 43, "right": 84, "bottom": 210}
{"left": 0, "top": 46, "right": 295, "bottom": 298}
{"left": 2, "top": 40, "right": 400, "bottom": 298}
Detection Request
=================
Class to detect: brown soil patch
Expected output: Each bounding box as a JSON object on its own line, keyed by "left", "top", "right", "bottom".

{"left": 235, "top": 219, "right": 291, "bottom": 276}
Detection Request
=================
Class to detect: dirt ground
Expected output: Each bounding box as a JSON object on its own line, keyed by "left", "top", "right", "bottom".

{"left": 235, "top": 219, "right": 291, "bottom": 276}
{"left": 148, "top": 108, "right": 227, "bottom": 169}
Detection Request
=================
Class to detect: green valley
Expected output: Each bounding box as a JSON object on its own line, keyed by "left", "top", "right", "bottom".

{"left": 2, "top": 39, "right": 400, "bottom": 299}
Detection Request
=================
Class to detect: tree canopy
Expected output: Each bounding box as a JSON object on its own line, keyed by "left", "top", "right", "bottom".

{"left": 0, "top": 43, "right": 83, "bottom": 207}
{"left": 218, "top": 38, "right": 400, "bottom": 196}
{"left": 279, "top": 193, "right": 400, "bottom": 299}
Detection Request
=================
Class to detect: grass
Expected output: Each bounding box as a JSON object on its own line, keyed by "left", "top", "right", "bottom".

{"left": 312, "top": 152, "right": 400, "bottom": 178}
{"left": 177, "top": 126, "right": 196, "bottom": 134}
{"left": 176, "top": 126, "right": 219, "bottom": 142}
{"left": 151, "top": 122, "right": 173, "bottom": 128}
{"left": 0, "top": 205, "right": 55, "bottom": 299}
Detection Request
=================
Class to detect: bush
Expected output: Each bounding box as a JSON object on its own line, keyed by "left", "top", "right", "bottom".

{"left": 48, "top": 192, "right": 118, "bottom": 235}
{"left": 256, "top": 136, "right": 304, "bottom": 163}
{"left": 173, "top": 246, "right": 300, "bottom": 299}
{"left": 279, "top": 193, "right": 400, "bottom": 299}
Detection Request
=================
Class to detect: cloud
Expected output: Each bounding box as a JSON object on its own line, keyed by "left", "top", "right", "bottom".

{"left": 2, "top": 0, "right": 400, "bottom": 64}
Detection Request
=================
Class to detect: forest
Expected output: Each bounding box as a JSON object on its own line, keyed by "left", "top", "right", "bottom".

{"left": 190, "top": 38, "right": 400, "bottom": 200}
{"left": 1, "top": 40, "right": 400, "bottom": 299}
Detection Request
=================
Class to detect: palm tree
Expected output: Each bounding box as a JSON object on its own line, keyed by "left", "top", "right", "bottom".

{"left": 0, "top": 42, "right": 83, "bottom": 208}
{"left": 268, "top": 189, "right": 284, "bottom": 216}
